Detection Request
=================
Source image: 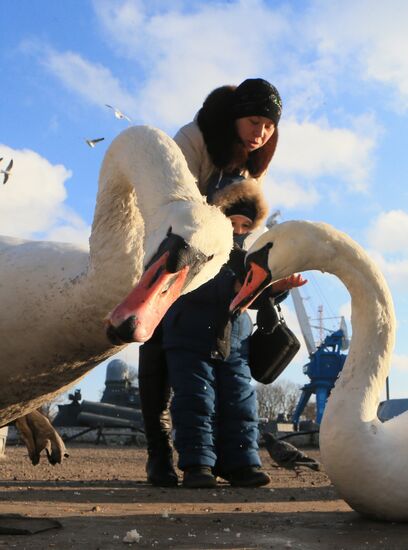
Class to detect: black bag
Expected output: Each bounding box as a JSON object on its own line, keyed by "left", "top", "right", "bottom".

{"left": 249, "top": 305, "right": 301, "bottom": 384}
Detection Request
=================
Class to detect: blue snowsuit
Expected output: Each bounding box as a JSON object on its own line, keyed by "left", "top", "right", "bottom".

{"left": 162, "top": 260, "right": 260, "bottom": 473}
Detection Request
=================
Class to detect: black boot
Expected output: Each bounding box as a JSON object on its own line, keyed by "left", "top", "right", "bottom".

{"left": 221, "top": 466, "right": 270, "bottom": 487}
{"left": 139, "top": 328, "right": 178, "bottom": 487}
{"left": 183, "top": 466, "right": 217, "bottom": 488}
{"left": 145, "top": 406, "right": 178, "bottom": 487}
{"left": 145, "top": 434, "right": 178, "bottom": 487}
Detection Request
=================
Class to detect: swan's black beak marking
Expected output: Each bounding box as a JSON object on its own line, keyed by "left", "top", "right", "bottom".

{"left": 106, "top": 230, "right": 213, "bottom": 344}
{"left": 145, "top": 230, "right": 210, "bottom": 291}
{"left": 106, "top": 316, "right": 137, "bottom": 345}
{"left": 230, "top": 242, "right": 273, "bottom": 316}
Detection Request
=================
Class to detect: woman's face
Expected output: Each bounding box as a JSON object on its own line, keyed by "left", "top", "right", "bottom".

{"left": 235, "top": 116, "right": 275, "bottom": 151}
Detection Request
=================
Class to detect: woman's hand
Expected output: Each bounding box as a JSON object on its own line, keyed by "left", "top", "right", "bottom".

{"left": 270, "top": 273, "right": 307, "bottom": 293}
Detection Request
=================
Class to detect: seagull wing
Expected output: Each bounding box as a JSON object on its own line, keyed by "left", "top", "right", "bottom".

{"left": 85, "top": 137, "right": 105, "bottom": 148}
{"left": 118, "top": 110, "right": 132, "bottom": 122}
{"left": 6, "top": 159, "right": 13, "bottom": 172}
{"left": 106, "top": 104, "right": 132, "bottom": 122}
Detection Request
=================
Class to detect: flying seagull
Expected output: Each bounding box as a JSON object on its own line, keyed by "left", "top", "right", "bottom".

{"left": 266, "top": 210, "right": 281, "bottom": 228}
{"left": 85, "top": 138, "right": 105, "bottom": 148}
{"left": 263, "top": 431, "right": 321, "bottom": 473}
{"left": 105, "top": 104, "right": 132, "bottom": 123}
{"left": 1, "top": 159, "right": 13, "bottom": 184}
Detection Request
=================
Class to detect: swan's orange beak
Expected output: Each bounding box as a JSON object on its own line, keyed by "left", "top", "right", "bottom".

{"left": 230, "top": 261, "right": 272, "bottom": 316}
{"left": 105, "top": 252, "right": 189, "bottom": 344}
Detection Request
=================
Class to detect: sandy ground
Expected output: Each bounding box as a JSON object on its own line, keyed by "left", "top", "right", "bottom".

{"left": 0, "top": 444, "right": 407, "bottom": 549}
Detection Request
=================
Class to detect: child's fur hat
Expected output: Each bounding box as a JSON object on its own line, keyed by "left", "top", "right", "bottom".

{"left": 211, "top": 178, "right": 269, "bottom": 231}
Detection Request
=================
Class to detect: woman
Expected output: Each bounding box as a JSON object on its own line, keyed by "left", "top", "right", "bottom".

{"left": 174, "top": 77, "right": 281, "bottom": 199}
{"left": 138, "top": 78, "right": 283, "bottom": 487}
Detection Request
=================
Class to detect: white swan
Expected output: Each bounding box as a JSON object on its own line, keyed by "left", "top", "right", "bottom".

{"left": 230, "top": 220, "right": 407, "bottom": 522}
{"left": 0, "top": 126, "right": 232, "bottom": 432}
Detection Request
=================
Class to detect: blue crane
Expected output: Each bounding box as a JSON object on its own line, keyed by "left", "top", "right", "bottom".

{"left": 290, "top": 288, "right": 349, "bottom": 429}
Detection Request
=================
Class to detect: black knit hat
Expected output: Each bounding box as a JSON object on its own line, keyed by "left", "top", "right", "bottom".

{"left": 232, "top": 78, "right": 282, "bottom": 125}
{"left": 224, "top": 199, "right": 257, "bottom": 222}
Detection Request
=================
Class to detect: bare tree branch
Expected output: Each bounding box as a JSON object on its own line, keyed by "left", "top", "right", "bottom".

{"left": 256, "top": 380, "right": 302, "bottom": 420}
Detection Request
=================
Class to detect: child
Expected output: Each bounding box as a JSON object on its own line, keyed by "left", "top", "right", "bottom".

{"left": 162, "top": 181, "right": 297, "bottom": 488}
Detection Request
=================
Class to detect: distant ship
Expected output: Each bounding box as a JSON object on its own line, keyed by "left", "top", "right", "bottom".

{"left": 53, "top": 359, "right": 143, "bottom": 432}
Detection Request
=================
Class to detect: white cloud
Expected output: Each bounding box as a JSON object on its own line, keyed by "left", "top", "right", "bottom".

{"left": 264, "top": 176, "right": 320, "bottom": 210}
{"left": 367, "top": 210, "right": 408, "bottom": 254}
{"left": 309, "top": 0, "right": 408, "bottom": 111}
{"left": 91, "top": 0, "right": 408, "bottom": 126}
{"left": 92, "top": 0, "right": 290, "bottom": 128}
{"left": 365, "top": 210, "right": 408, "bottom": 291}
{"left": 37, "top": 0, "right": 408, "bottom": 134}
{"left": 0, "top": 145, "right": 68, "bottom": 237}
{"left": 368, "top": 249, "right": 408, "bottom": 292}
{"left": 0, "top": 144, "right": 90, "bottom": 244}
{"left": 273, "top": 118, "right": 376, "bottom": 191}
{"left": 45, "top": 208, "right": 91, "bottom": 248}
{"left": 42, "top": 49, "right": 138, "bottom": 115}
{"left": 91, "top": 0, "right": 147, "bottom": 57}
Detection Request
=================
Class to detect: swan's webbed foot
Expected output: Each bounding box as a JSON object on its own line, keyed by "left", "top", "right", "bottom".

{"left": 14, "top": 410, "right": 69, "bottom": 466}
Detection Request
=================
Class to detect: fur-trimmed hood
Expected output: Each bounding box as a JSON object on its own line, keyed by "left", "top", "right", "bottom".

{"left": 211, "top": 178, "right": 269, "bottom": 231}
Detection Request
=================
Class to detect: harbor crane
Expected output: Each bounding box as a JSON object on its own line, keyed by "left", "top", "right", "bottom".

{"left": 290, "top": 287, "right": 349, "bottom": 428}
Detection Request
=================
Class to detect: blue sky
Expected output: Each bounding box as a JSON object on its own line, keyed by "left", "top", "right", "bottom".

{"left": 1, "top": 0, "right": 408, "bottom": 404}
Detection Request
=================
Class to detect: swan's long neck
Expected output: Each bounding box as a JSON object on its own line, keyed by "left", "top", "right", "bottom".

{"left": 270, "top": 223, "right": 397, "bottom": 424}
{"left": 83, "top": 166, "right": 142, "bottom": 315}
{"left": 325, "top": 250, "right": 395, "bottom": 423}
{"left": 83, "top": 126, "right": 203, "bottom": 312}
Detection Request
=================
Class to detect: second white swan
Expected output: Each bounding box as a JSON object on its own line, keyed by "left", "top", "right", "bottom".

{"left": 230, "top": 220, "right": 407, "bottom": 522}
